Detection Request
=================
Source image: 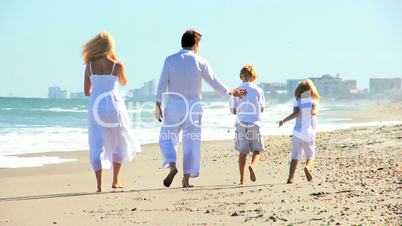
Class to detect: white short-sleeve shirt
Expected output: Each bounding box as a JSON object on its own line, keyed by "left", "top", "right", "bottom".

{"left": 292, "top": 97, "right": 317, "bottom": 142}
{"left": 230, "top": 82, "right": 265, "bottom": 126}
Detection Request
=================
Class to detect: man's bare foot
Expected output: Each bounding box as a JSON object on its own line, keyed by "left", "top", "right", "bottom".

{"left": 182, "top": 182, "right": 194, "bottom": 188}
{"left": 304, "top": 167, "right": 313, "bottom": 182}
{"left": 112, "top": 181, "right": 124, "bottom": 189}
{"left": 163, "top": 168, "right": 178, "bottom": 187}
{"left": 287, "top": 179, "right": 293, "bottom": 184}
{"left": 182, "top": 177, "right": 194, "bottom": 188}
{"left": 249, "top": 166, "right": 256, "bottom": 182}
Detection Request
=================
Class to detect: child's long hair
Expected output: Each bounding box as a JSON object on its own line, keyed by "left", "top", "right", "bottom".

{"left": 82, "top": 31, "right": 117, "bottom": 64}
{"left": 294, "top": 79, "right": 320, "bottom": 100}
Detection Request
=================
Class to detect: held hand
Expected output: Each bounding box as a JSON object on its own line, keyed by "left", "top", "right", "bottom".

{"left": 230, "top": 88, "right": 247, "bottom": 98}
{"left": 278, "top": 120, "right": 284, "bottom": 127}
{"left": 155, "top": 102, "right": 163, "bottom": 122}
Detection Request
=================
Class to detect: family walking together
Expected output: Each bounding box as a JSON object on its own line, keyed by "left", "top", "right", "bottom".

{"left": 82, "top": 30, "right": 320, "bottom": 192}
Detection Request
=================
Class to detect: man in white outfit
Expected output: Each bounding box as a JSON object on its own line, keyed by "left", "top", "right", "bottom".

{"left": 155, "top": 29, "right": 246, "bottom": 187}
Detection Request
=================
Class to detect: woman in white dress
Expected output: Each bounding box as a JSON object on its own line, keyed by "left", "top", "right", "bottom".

{"left": 82, "top": 32, "right": 141, "bottom": 192}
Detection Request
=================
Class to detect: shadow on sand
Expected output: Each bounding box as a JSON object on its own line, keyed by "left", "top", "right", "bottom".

{"left": 0, "top": 182, "right": 285, "bottom": 202}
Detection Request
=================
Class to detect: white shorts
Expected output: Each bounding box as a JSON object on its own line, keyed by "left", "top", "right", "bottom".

{"left": 234, "top": 122, "right": 265, "bottom": 153}
{"left": 291, "top": 135, "right": 315, "bottom": 160}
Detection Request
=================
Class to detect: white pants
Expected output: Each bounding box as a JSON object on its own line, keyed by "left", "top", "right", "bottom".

{"left": 159, "top": 100, "right": 202, "bottom": 177}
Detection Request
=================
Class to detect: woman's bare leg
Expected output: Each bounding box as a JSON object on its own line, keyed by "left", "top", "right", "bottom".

{"left": 112, "top": 162, "right": 123, "bottom": 188}
{"left": 239, "top": 153, "right": 248, "bottom": 184}
{"left": 95, "top": 169, "right": 103, "bottom": 192}
{"left": 287, "top": 160, "right": 299, "bottom": 184}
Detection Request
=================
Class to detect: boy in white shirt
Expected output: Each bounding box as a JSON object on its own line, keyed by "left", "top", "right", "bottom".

{"left": 230, "top": 64, "right": 265, "bottom": 185}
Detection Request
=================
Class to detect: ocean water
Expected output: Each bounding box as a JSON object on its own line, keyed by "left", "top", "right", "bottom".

{"left": 0, "top": 97, "right": 399, "bottom": 168}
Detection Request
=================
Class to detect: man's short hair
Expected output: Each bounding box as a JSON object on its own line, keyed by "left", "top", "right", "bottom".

{"left": 181, "top": 29, "right": 202, "bottom": 48}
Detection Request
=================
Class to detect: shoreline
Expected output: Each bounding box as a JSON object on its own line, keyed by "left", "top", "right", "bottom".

{"left": 0, "top": 119, "right": 402, "bottom": 158}
{"left": 1, "top": 99, "right": 402, "bottom": 159}
{"left": 7, "top": 120, "right": 402, "bottom": 157}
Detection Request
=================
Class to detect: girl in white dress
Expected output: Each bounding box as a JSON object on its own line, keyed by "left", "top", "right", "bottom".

{"left": 279, "top": 79, "right": 320, "bottom": 184}
{"left": 82, "top": 32, "right": 141, "bottom": 192}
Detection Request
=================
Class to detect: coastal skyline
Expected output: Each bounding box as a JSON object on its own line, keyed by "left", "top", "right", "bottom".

{"left": 1, "top": 0, "right": 402, "bottom": 98}
{"left": 46, "top": 75, "right": 402, "bottom": 101}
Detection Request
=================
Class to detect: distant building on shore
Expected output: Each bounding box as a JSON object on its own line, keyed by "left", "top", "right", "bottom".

{"left": 259, "top": 82, "right": 287, "bottom": 101}
{"left": 260, "top": 82, "right": 286, "bottom": 92}
{"left": 286, "top": 74, "right": 357, "bottom": 98}
{"left": 369, "top": 77, "right": 402, "bottom": 94}
{"left": 286, "top": 79, "right": 303, "bottom": 97}
{"left": 309, "top": 74, "right": 356, "bottom": 97}
{"left": 48, "top": 86, "right": 67, "bottom": 99}
{"left": 70, "top": 92, "right": 86, "bottom": 99}
{"left": 128, "top": 79, "right": 155, "bottom": 101}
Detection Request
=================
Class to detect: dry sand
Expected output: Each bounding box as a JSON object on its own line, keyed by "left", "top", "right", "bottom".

{"left": 0, "top": 123, "right": 401, "bottom": 225}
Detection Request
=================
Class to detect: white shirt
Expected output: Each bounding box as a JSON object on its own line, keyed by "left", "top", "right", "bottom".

{"left": 292, "top": 97, "right": 317, "bottom": 142}
{"left": 156, "top": 49, "right": 230, "bottom": 103}
{"left": 230, "top": 82, "right": 265, "bottom": 126}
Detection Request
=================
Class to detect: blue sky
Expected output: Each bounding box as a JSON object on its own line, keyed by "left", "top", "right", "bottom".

{"left": 0, "top": 0, "right": 401, "bottom": 97}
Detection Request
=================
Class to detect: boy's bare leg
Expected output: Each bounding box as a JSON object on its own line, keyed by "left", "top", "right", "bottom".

{"left": 95, "top": 169, "right": 103, "bottom": 192}
{"left": 163, "top": 162, "right": 178, "bottom": 187}
{"left": 287, "top": 159, "right": 299, "bottom": 184}
{"left": 182, "top": 174, "right": 193, "bottom": 188}
{"left": 239, "top": 153, "right": 248, "bottom": 184}
{"left": 112, "top": 162, "right": 124, "bottom": 188}
{"left": 249, "top": 151, "right": 260, "bottom": 182}
{"left": 304, "top": 159, "right": 314, "bottom": 182}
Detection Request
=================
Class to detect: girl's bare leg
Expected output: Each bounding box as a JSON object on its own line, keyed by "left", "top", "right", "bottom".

{"left": 249, "top": 151, "right": 260, "bottom": 182}
{"left": 112, "top": 162, "right": 124, "bottom": 188}
{"left": 287, "top": 159, "right": 299, "bottom": 184}
{"left": 95, "top": 169, "right": 103, "bottom": 192}
{"left": 239, "top": 153, "right": 248, "bottom": 184}
{"left": 304, "top": 159, "right": 314, "bottom": 182}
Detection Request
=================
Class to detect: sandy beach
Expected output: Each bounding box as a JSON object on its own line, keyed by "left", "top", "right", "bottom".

{"left": 0, "top": 122, "right": 401, "bottom": 225}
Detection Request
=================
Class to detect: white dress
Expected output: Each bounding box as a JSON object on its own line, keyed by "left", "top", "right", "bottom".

{"left": 87, "top": 61, "right": 141, "bottom": 171}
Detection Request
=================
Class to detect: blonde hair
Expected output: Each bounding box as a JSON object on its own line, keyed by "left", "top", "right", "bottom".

{"left": 82, "top": 31, "right": 116, "bottom": 64}
{"left": 240, "top": 64, "right": 257, "bottom": 82}
{"left": 294, "top": 79, "right": 321, "bottom": 100}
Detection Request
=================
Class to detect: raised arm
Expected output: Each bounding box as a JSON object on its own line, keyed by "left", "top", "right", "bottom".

{"left": 201, "top": 61, "right": 230, "bottom": 95}
{"left": 279, "top": 107, "right": 300, "bottom": 127}
{"left": 201, "top": 61, "right": 246, "bottom": 97}
{"left": 84, "top": 64, "right": 91, "bottom": 96}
